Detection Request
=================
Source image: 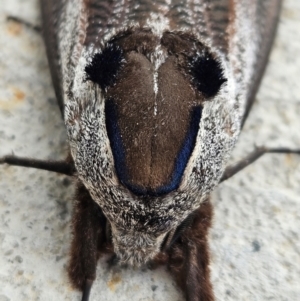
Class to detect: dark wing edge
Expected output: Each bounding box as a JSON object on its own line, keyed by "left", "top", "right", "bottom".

{"left": 40, "top": 0, "right": 65, "bottom": 115}
{"left": 241, "top": 0, "right": 282, "bottom": 127}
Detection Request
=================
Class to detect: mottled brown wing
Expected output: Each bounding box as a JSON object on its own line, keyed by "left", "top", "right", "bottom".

{"left": 240, "top": 0, "right": 282, "bottom": 126}
{"left": 40, "top": 0, "right": 65, "bottom": 114}
{"left": 167, "top": 0, "right": 282, "bottom": 127}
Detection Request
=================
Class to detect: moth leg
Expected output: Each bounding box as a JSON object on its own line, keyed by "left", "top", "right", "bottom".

{"left": 168, "top": 200, "right": 214, "bottom": 301}
{"left": 6, "top": 16, "right": 41, "bottom": 32}
{"left": 0, "top": 155, "right": 75, "bottom": 176}
{"left": 68, "top": 182, "right": 107, "bottom": 300}
{"left": 221, "top": 146, "right": 300, "bottom": 182}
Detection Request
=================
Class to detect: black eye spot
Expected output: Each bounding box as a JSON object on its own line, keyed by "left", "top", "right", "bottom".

{"left": 188, "top": 51, "right": 227, "bottom": 98}
{"left": 85, "top": 43, "right": 125, "bottom": 90}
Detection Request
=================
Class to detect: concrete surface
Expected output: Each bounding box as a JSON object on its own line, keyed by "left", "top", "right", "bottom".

{"left": 0, "top": 0, "right": 299, "bottom": 300}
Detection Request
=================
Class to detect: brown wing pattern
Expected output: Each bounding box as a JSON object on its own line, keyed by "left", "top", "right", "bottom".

{"left": 167, "top": 0, "right": 282, "bottom": 125}
{"left": 40, "top": 0, "right": 66, "bottom": 114}
{"left": 241, "top": 0, "right": 282, "bottom": 126}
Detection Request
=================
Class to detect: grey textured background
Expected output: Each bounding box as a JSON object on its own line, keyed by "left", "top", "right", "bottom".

{"left": 0, "top": 0, "right": 299, "bottom": 300}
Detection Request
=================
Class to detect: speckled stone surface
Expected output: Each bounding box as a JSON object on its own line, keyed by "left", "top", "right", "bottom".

{"left": 0, "top": 1, "right": 299, "bottom": 301}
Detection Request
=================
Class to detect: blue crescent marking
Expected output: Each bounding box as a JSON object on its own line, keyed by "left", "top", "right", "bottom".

{"left": 105, "top": 99, "right": 202, "bottom": 196}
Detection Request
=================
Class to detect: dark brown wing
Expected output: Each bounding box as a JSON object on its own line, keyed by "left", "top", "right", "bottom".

{"left": 166, "top": 0, "right": 282, "bottom": 127}
{"left": 240, "top": 0, "right": 282, "bottom": 126}
{"left": 40, "top": 0, "right": 65, "bottom": 114}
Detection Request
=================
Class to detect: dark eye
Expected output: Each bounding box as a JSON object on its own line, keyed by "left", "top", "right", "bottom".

{"left": 188, "top": 51, "right": 227, "bottom": 98}
{"left": 85, "top": 43, "right": 125, "bottom": 90}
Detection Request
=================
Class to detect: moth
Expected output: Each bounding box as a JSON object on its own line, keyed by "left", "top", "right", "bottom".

{"left": 1, "top": 0, "right": 299, "bottom": 300}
